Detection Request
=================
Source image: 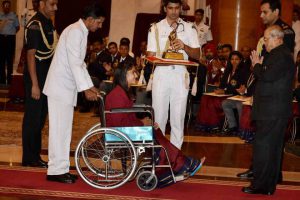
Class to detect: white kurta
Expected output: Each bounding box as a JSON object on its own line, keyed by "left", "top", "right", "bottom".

{"left": 43, "top": 19, "right": 93, "bottom": 175}
{"left": 147, "top": 18, "right": 200, "bottom": 149}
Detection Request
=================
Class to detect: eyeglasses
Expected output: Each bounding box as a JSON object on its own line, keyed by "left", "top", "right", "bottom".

{"left": 263, "top": 36, "right": 272, "bottom": 42}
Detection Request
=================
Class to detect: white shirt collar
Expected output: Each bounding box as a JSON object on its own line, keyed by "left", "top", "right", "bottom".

{"left": 78, "top": 19, "right": 89, "bottom": 34}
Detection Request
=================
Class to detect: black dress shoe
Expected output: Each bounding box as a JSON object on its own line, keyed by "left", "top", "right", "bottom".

{"left": 237, "top": 169, "right": 253, "bottom": 179}
{"left": 47, "top": 174, "right": 75, "bottom": 184}
{"left": 222, "top": 127, "right": 238, "bottom": 135}
{"left": 65, "top": 173, "right": 78, "bottom": 180}
{"left": 242, "top": 186, "right": 274, "bottom": 195}
{"left": 22, "top": 159, "right": 48, "bottom": 168}
{"left": 210, "top": 127, "right": 221, "bottom": 134}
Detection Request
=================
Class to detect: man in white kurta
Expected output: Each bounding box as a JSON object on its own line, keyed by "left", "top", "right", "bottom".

{"left": 147, "top": 0, "right": 200, "bottom": 149}
{"left": 43, "top": 4, "right": 105, "bottom": 184}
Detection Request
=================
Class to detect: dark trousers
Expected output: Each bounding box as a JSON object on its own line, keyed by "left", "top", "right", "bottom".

{"left": 22, "top": 74, "right": 48, "bottom": 164}
{"left": 252, "top": 118, "right": 288, "bottom": 193}
{"left": 0, "top": 34, "right": 16, "bottom": 84}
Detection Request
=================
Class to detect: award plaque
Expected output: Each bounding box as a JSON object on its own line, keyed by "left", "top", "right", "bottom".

{"left": 162, "top": 22, "right": 184, "bottom": 60}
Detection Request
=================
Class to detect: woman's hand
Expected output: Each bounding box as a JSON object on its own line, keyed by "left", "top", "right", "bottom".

{"left": 141, "top": 117, "right": 152, "bottom": 126}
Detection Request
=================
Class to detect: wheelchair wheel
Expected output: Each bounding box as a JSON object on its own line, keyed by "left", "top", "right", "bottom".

{"left": 87, "top": 123, "right": 101, "bottom": 133}
{"left": 75, "top": 128, "right": 137, "bottom": 189}
{"left": 136, "top": 171, "right": 158, "bottom": 191}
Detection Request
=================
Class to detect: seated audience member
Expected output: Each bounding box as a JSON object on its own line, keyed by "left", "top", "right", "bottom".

{"left": 204, "top": 43, "right": 223, "bottom": 86}
{"left": 105, "top": 62, "right": 205, "bottom": 187}
{"left": 135, "top": 41, "right": 152, "bottom": 83}
{"left": 108, "top": 41, "right": 120, "bottom": 69}
{"left": 119, "top": 42, "right": 135, "bottom": 66}
{"left": 120, "top": 37, "right": 134, "bottom": 57}
{"left": 221, "top": 66, "right": 255, "bottom": 134}
{"left": 88, "top": 38, "right": 113, "bottom": 86}
{"left": 240, "top": 46, "right": 252, "bottom": 72}
{"left": 215, "top": 51, "right": 248, "bottom": 95}
{"left": 79, "top": 38, "right": 112, "bottom": 113}
{"left": 134, "top": 41, "right": 152, "bottom": 105}
{"left": 222, "top": 44, "right": 233, "bottom": 64}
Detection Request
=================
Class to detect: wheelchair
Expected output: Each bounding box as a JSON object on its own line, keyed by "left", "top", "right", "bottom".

{"left": 75, "top": 92, "right": 183, "bottom": 191}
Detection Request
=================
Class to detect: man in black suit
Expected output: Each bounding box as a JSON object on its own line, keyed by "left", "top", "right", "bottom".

{"left": 237, "top": 0, "right": 295, "bottom": 181}
{"left": 119, "top": 42, "right": 135, "bottom": 66}
{"left": 242, "top": 25, "right": 295, "bottom": 195}
{"left": 88, "top": 38, "right": 112, "bottom": 84}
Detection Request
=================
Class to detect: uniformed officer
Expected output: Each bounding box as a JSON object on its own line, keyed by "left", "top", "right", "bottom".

{"left": 147, "top": 0, "right": 200, "bottom": 149}
{"left": 22, "top": 0, "right": 58, "bottom": 168}
{"left": 256, "top": 0, "right": 295, "bottom": 56}
{"left": 193, "top": 8, "right": 213, "bottom": 47}
{"left": 0, "top": 0, "right": 19, "bottom": 84}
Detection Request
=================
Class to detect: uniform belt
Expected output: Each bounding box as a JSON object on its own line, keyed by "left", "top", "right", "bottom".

{"left": 157, "top": 65, "right": 186, "bottom": 70}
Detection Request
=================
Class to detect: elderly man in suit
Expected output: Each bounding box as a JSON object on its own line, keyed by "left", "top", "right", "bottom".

{"left": 242, "top": 25, "right": 295, "bottom": 195}
{"left": 43, "top": 3, "right": 105, "bottom": 184}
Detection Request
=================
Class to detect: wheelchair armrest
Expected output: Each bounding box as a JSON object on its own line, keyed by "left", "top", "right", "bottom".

{"left": 133, "top": 104, "right": 151, "bottom": 108}
{"left": 108, "top": 107, "right": 154, "bottom": 122}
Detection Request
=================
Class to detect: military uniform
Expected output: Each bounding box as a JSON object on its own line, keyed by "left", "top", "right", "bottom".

{"left": 193, "top": 21, "right": 213, "bottom": 47}
{"left": 147, "top": 18, "right": 199, "bottom": 149}
{"left": 22, "top": 11, "right": 57, "bottom": 165}
{"left": 0, "top": 10, "right": 19, "bottom": 84}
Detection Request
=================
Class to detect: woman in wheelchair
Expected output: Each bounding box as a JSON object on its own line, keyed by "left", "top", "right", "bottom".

{"left": 105, "top": 62, "right": 205, "bottom": 187}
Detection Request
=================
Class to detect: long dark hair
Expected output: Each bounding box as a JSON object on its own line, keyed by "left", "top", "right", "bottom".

{"left": 113, "top": 62, "right": 134, "bottom": 97}
{"left": 228, "top": 51, "right": 243, "bottom": 71}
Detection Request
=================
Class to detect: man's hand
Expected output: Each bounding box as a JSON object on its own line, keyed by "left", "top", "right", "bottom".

{"left": 171, "top": 39, "right": 184, "bottom": 51}
{"left": 250, "top": 50, "right": 263, "bottom": 67}
{"left": 236, "top": 85, "right": 246, "bottom": 95}
{"left": 31, "top": 85, "right": 41, "bottom": 100}
{"left": 84, "top": 87, "right": 99, "bottom": 101}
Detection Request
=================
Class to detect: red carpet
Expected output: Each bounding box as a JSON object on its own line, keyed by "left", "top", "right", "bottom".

{"left": 0, "top": 166, "right": 299, "bottom": 200}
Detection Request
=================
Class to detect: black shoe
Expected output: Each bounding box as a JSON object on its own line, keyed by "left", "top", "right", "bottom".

{"left": 47, "top": 174, "right": 75, "bottom": 184}
{"left": 210, "top": 127, "right": 221, "bottom": 134}
{"left": 65, "top": 173, "right": 78, "bottom": 180}
{"left": 237, "top": 169, "right": 253, "bottom": 179}
{"left": 222, "top": 127, "right": 238, "bottom": 135}
{"left": 242, "top": 186, "right": 274, "bottom": 195}
{"left": 22, "top": 159, "right": 48, "bottom": 168}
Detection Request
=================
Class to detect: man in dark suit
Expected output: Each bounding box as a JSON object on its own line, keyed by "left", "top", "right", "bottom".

{"left": 242, "top": 25, "right": 294, "bottom": 195}
{"left": 88, "top": 38, "right": 112, "bottom": 84}
{"left": 237, "top": 0, "right": 295, "bottom": 181}
{"left": 119, "top": 42, "right": 135, "bottom": 66}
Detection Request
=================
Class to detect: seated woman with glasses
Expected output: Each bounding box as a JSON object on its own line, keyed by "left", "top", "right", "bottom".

{"left": 105, "top": 62, "right": 205, "bottom": 188}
